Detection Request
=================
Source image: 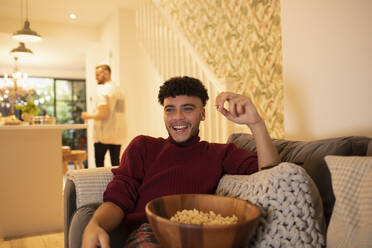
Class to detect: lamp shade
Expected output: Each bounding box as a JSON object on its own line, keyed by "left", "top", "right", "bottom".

{"left": 13, "top": 20, "right": 42, "bottom": 42}
{"left": 10, "top": 42, "right": 34, "bottom": 57}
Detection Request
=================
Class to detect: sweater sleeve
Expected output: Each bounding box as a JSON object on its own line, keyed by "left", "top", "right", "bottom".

{"left": 222, "top": 143, "right": 258, "bottom": 175}
{"left": 103, "top": 135, "right": 146, "bottom": 213}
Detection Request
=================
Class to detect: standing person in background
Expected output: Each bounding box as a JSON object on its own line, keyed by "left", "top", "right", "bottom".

{"left": 81, "top": 64, "right": 125, "bottom": 167}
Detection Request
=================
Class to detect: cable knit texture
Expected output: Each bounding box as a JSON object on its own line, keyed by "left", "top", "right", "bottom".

{"left": 65, "top": 167, "right": 114, "bottom": 209}
{"left": 216, "top": 162, "right": 325, "bottom": 247}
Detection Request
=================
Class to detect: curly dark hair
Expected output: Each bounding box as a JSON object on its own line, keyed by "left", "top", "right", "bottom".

{"left": 158, "top": 76, "right": 209, "bottom": 106}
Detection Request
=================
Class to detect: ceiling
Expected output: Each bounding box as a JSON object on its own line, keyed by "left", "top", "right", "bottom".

{"left": 0, "top": 0, "right": 136, "bottom": 78}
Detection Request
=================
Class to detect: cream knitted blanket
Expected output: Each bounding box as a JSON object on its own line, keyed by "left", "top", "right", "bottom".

{"left": 216, "top": 162, "right": 325, "bottom": 247}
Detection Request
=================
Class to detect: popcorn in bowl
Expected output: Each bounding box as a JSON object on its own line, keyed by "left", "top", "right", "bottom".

{"left": 170, "top": 208, "right": 238, "bottom": 225}
{"left": 145, "top": 194, "right": 260, "bottom": 248}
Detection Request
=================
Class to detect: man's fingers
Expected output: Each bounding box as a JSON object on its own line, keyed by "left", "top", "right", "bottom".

{"left": 98, "top": 233, "right": 110, "bottom": 248}
{"left": 237, "top": 98, "right": 253, "bottom": 115}
{"left": 235, "top": 100, "right": 245, "bottom": 116}
{"left": 217, "top": 107, "right": 228, "bottom": 117}
{"left": 216, "top": 91, "right": 255, "bottom": 119}
{"left": 215, "top": 92, "right": 239, "bottom": 108}
{"left": 216, "top": 91, "right": 263, "bottom": 125}
{"left": 216, "top": 92, "right": 235, "bottom": 112}
{"left": 226, "top": 96, "right": 250, "bottom": 117}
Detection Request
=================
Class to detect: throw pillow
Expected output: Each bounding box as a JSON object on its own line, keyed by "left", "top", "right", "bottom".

{"left": 325, "top": 155, "right": 372, "bottom": 248}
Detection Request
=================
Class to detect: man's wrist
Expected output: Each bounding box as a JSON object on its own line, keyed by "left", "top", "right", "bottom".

{"left": 260, "top": 161, "right": 280, "bottom": 170}
{"left": 247, "top": 119, "right": 265, "bottom": 131}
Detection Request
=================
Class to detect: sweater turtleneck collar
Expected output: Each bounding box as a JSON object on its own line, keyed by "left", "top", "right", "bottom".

{"left": 167, "top": 133, "right": 200, "bottom": 147}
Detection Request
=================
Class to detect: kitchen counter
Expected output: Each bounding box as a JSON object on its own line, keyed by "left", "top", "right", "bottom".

{"left": 0, "top": 123, "right": 87, "bottom": 239}
{"left": 0, "top": 123, "right": 87, "bottom": 130}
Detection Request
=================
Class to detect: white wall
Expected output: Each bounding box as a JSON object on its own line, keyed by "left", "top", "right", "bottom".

{"left": 118, "top": 9, "right": 165, "bottom": 148}
{"left": 281, "top": 0, "right": 372, "bottom": 140}
{"left": 85, "top": 44, "right": 100, "bottom": 168}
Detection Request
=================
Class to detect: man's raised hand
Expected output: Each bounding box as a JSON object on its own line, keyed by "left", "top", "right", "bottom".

{"left": 215, "top": 92, "right": 262, "bottom": 127}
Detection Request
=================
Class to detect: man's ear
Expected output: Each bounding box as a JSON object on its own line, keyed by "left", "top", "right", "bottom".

{"left": 201, "top": 108, "right": 206, "bottom": 121}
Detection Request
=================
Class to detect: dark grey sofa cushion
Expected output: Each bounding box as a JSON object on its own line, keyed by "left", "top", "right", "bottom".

{"left": 64, "top": 179, "right": 76, "bottom": 248}
{"left": 69, "top": 204, "right": 98, "bottom": 248}
{"left": 228, "top": 134, "right": 372, "bottom": 228}
{"left": 69, "top": 204, "right": 129, "bottom": 248}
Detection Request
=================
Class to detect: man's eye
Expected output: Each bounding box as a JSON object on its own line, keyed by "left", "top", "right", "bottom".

{"left": 165, "top": 108, "right": 174, "bottom": 113}
{"left": 184, "top": 107, "right": 194, "bottom": 112}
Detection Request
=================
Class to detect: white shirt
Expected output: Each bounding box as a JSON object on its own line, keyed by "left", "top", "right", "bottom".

{"left": 93, "top": 81, "right": 125, "bottom": 145}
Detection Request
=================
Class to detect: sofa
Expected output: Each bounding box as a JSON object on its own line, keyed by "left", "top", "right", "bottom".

{"left": 64, "top": 134, "right": 372, "bottom": 248}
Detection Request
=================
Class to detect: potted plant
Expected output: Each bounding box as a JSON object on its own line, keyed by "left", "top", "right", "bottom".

{"left": 16, "top": 100, "right": 40, "bottom": 123}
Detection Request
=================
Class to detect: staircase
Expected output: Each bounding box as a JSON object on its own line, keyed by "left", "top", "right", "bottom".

{"left": 136, "top": 0, "right": 231, "bottom": 143}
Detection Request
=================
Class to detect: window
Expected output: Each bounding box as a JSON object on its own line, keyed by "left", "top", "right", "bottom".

{"left": 0, "top": 76, "right": 87, "bottom": 149}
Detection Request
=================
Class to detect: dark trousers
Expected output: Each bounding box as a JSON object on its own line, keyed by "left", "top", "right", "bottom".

{"left": 94, "top": 142, "right": 121, "bottom": 167}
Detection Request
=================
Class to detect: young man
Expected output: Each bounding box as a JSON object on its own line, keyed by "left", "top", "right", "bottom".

{"left": 81, "top": 64, "right": 125, "bottom": 167}
{"left": 81, "top": 76, "right": 280, "bottom": 248}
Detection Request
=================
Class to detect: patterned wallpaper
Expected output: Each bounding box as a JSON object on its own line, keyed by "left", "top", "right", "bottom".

{"left": 159, "top": 0, "right": 284, "bottom": 138}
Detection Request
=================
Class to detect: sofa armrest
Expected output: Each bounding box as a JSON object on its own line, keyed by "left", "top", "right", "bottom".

{"left": 367, "top": 141, "right": 372, "bottom": 156}
{"left": 64, "top": 167, "right": 114, "bottom": 208}
{"left": 216, "top": 162, "right": 326, "bottom": 247}
{"left": 63, "top": 167, "right": 115, "bottom": 248}
{"left": 64, "top": 178, "right": 76, "bottom": 248}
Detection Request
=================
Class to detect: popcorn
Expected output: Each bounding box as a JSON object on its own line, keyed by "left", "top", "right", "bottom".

{"left": 170, "top": 208, "right": 238, "bottom": 225}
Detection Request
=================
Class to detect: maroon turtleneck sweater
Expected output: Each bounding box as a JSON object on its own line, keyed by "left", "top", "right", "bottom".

{"left": 103, "top": 135, "right": 258, "bottom": 230}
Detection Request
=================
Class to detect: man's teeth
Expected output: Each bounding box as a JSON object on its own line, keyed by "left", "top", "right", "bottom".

{"left": 173, "top": 125, "right": 187, "bottom": 130}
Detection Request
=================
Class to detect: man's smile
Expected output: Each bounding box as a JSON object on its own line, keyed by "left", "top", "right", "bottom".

{"left": 172, "top": 125, "right": 188, "bottom": 131}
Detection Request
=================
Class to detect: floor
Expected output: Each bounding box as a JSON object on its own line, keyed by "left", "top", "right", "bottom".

{"left": 0, "top": 232, "right": 64, "bottom": 248}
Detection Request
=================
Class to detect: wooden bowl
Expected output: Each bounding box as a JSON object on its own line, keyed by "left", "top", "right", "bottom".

{"left": 145, "top": 194, "right": 260, "bottom": 248}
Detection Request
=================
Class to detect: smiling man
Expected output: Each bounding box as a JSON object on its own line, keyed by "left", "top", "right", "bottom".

{"left": 163, "top": 95, "right": 204, "bottom": 143}
{"left": 80, "top": 76, "right": 280, "bottom": 248}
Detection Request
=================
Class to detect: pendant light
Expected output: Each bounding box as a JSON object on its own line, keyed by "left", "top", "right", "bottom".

{"left": 12, "top": 0, "right": 42, "bottom": 42}
{"left": 10, "top": 42, "right": 34, "bottom": 57}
